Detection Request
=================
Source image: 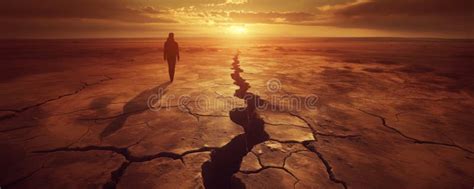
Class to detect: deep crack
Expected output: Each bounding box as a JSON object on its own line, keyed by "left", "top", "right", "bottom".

{"left": 201, "top": 52, "right": 269, "bottom": 189}
{"left": 102, "top": 161, "right": 130, "bottom": 189}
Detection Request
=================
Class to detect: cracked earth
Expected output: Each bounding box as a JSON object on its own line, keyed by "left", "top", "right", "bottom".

{"left": 1, "top": 38, "right": 473, "bottom": 188}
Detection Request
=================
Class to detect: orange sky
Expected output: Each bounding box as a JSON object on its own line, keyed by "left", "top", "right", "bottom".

{"left": 0, "top": 0, "right": 472, "bottom": 38}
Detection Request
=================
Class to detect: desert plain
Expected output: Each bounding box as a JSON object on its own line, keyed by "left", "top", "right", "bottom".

{"left": 0, "top": 38, "right": 473, "bottom": 189}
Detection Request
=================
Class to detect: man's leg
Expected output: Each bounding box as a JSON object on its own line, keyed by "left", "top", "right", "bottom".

{"left": 168, "top": 60, "right": 176, "bottom": 81}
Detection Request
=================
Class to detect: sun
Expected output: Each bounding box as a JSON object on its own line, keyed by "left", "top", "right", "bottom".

{"left": 228, "top": 26, "right": 247, "bottom": 35}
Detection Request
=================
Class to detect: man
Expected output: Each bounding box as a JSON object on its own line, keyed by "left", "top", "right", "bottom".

{"left": 164, "top": 33, "right": 180, "bottom": 82}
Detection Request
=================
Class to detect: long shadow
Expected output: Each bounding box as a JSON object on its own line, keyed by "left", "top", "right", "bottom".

{"left": 100, "top": 81, "right": 171, "bottom": 139}
{"left": 201, "top": 52, "right": 269, "bottom": 189}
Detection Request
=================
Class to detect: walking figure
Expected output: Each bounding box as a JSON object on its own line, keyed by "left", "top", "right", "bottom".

{"left": 164, "top": 33, "right": 180, "bottom": 82}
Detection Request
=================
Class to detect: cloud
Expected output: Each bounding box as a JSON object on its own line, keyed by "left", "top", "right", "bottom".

{"left": 174, "top": 0, "right": 472, "bottom": 36}
{"left": 0, "top": 0, "right": 472, "bottom": 38}
{"left": 329, "top": 0, "right": 472, "bottom": 17}
{"left": 225, "top": 0, "right": 248, "bottom": 5}
{"left": 229, "top": 11, "right": 315, "bottom": 23}
{"left": 316, "top": 0, "right": 474, "bottom": 34}
{"left": 0, "top": 18, "right": 191, "bottom": 38}
{"left": 0, "top": 0, "right": 176, "bottom": 23}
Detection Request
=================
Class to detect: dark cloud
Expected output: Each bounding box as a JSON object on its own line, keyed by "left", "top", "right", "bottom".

{"left": 0, "top": 0, "right": 176, "bottom": 23}
{"left": 333, "top": 0, "right": 473, "bottom": 17}
{"left": 0, "top": 18, "right": 188, "bottom": 38}
{"left": 317, "top": 0, "right": 474, "bottom": 34}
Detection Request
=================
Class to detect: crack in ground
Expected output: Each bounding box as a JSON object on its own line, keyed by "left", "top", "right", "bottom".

{"left": 239, "top": 166, "right": 300, "bottom": 187}
{"left": 241, "top": 148, "right": 302, "bottom": 189}
{"left": 241, "top": 147, "right": 301, "bottom": 188}
{"left": 70, "top": 126, "right": 91, "bottom": 147}
{"left": 287, "top": 113, "right": 351, "bottom": 188}
{"left": 2, "top": 155, "right": 50, "bottom": 188}
{"left": 33, "top": 145, "right": 218, "bottom": 163}
{"left": 394, "top": 112, "right": 405, "bottom": 122}
{"left": 268, "top": 138, "right": 314, "bottom": 145}
{"left": 21, "top": 135, "right": 43, "bottom": 142}
{"left": 0, "top": 75, "right": 112, "bottom": 121}
{"left": 32, "top": 145, "right": 219, "bottom": 189}
{"left": 2, "top": 75, "right": 112, "bottom": 113}
{"left": 202, "top": 53, "right": 352, "bottom": 188}
{"left": 35, "top": 101, "right": 127, "bottom": 120}
{"left": 0, "top": 111, "right": 17, "bottom": 121}
{"left": 201, "top": 52, "right": 270, "bottom": 189}
{"left": 289, "top": 112, "right": 361, "bottom": 139}
{"left": 0, "top": 125, "right": 35, "bottom": 133}
{"left": 282, "top": 150, "right": 309, "bottom": 168}
{"left": 79, "top": 105, "right": 180, "bottom": 123}
{"left": 3, "top": 166, "right": 44, "bottom": 188}
{"left": 180, "top": 103, "right": 201, "bottom": 121}
{"left": 264, "top": 122, "right": 309, "bottom": 129}
{"left": 357, "top": 108, "right": 473, "bottom": 154}
{"left": 102, "top": 161, "right": 130, "bottom": 189}
{"left": 314, "top": 131, "right": 360, "bottom": 139}
{"left": 250, "top": 151, "right": 264, "bottom": 168}
{"left": 302, "top": 141, "right": 348, "bottom": 189}
{"left": 179, "top": 103, "right": 228, "bottom": 122}
{"left": 3, "top": 166, "right": 43, "bottom": 188}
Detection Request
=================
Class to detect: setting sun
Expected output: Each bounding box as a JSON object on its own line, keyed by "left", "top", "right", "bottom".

{"left": 228, "top": 26, "right": 247, "bottom": 35}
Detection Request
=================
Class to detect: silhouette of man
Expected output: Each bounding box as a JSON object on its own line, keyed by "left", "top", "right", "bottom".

{"left": 164, "top": 32, "right": 180, "bottom": 82}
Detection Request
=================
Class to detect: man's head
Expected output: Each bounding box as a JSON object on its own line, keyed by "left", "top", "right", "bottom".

{"left": 168, "top": 32, "right": 174, "bottom": 39}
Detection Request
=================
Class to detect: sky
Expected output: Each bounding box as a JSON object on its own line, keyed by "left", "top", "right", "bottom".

{"left": 0, "top": 0, "right": 472, "bottom": 38}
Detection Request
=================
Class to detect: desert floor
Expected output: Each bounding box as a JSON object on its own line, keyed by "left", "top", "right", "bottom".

{"left": 0, "top": 38, "right": 473, "bottom": 189}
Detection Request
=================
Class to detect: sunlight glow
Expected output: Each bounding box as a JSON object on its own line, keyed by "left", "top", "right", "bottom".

{"left": 228, "top": 26, "right": 247, "bottom": 35}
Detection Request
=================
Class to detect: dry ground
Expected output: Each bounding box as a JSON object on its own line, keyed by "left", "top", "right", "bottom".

{"left": 1, "top": 38, "right": 473, "bottom": 189}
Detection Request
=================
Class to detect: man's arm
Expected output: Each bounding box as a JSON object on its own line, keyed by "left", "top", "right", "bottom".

{"left": 176, "top": 43, "right": 180, "bottom": 61}
{"left": 163, "top": 42, "right": 167, "bottom": 61}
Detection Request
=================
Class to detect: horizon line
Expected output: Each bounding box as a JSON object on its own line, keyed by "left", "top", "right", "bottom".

{"left": 1, "top": 36, "right": 473, "bottom": 41}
